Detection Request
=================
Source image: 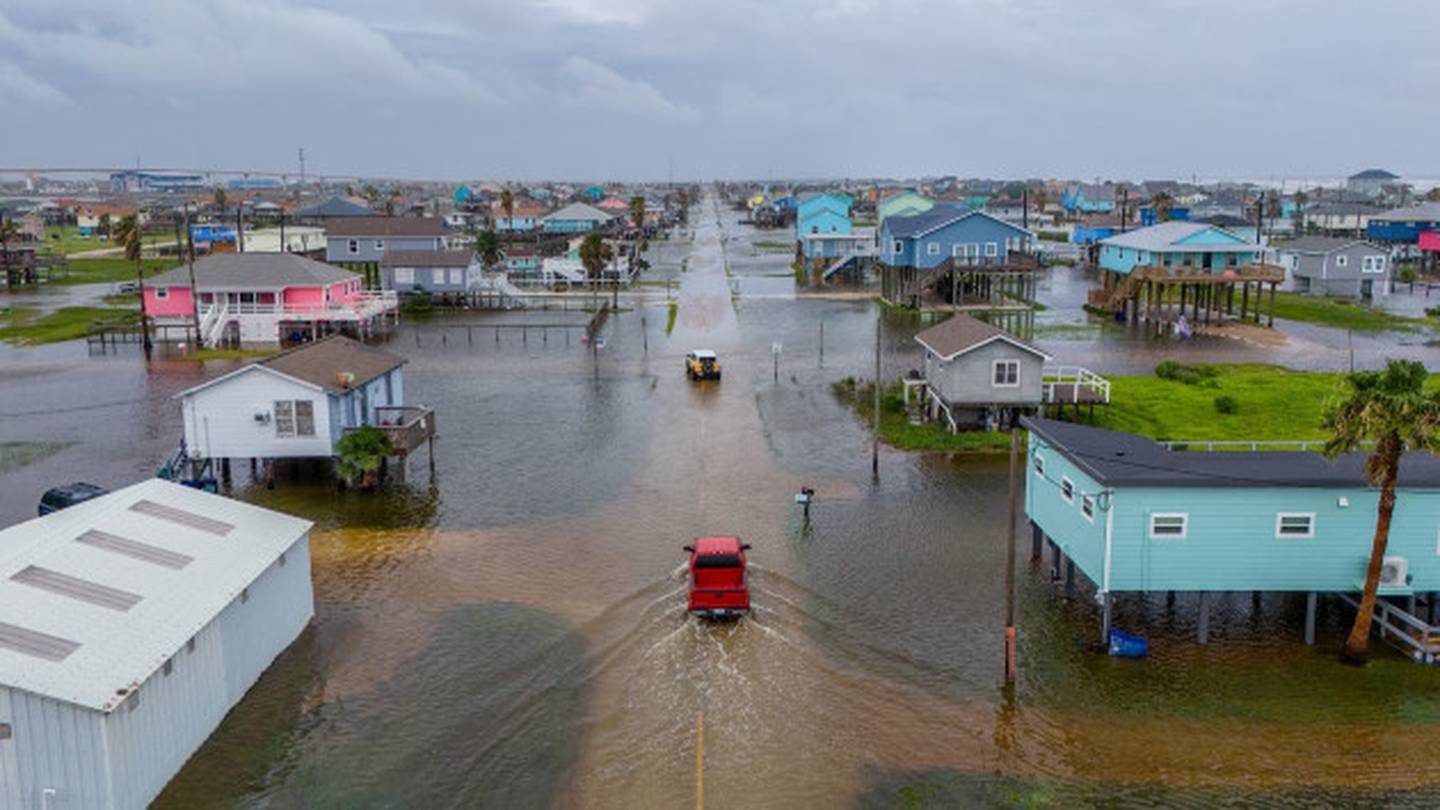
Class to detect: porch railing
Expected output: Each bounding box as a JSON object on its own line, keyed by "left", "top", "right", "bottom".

{"left": 343, "top": 405, "right": 436, "bottom": 454}
{"left": 1041, "top": 366, "right": 1110, "bottom": 404}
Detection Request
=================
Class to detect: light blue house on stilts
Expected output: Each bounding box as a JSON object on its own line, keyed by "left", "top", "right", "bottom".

{"left": 1023, "top": 417, "right": 1440, "bottom": 660}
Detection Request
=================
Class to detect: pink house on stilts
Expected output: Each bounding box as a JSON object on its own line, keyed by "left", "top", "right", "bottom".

{"left": 142, "top": 253, "right": 398, "bottom": 348}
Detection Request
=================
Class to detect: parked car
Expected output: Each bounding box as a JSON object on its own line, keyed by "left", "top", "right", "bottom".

{"left": 683, "top": 537, "right": 751, "bottom": 620}
{"left": 685, "top": 349, "right": 721, "bottom": 381}
{"left": 38, "top": 482, "right": 109, "bottom": 516}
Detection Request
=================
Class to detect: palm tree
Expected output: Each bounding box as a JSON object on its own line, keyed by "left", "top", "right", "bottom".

{"left": 1426, "top": 187, "right": 1440, "bottom": 203}
{"left": 213, "top": 187, "right": 228, "bottom": 211}
{"left": 628, "top": 195, "right": 647, "bottom": 233}
{"left": 579, "top": 232, "right": 612, "bottom": 307}
{"left": 499, "top": 189, "right": 515, "bottom": 235}
{"left": 1293, "top": 189, "right": 1310, "bottom": 234}
{"left": 336, "top": 425, "right": 393, "bottom": 489}
{"left": 1322, "top": 360, "right": 1440, "bottom": 665}
{"left": 113, "top": 214, "right": 153, "bottom": 356}
{"left": 1, "top": 216, "right": 19, "bottom": 291}
{"left": 98, "top": 213, "right": 113, "bottom": 239}
{"left": 1032, "top": 188, "right": 1049, "bottom": 216}
{"left": 1150, "top": 192, "right": 1174, "bottom": 222}
{"left": 474, "top": 228, "right": 504, "bottom": 272}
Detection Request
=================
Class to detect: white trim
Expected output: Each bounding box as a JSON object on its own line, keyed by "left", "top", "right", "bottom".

{"left": 1102, "top": 490, "right": 1114, "bottom": 593}
{"left": 1032, "top": 453, "right": 1044, "bottom": 477}
{"left": 172, "top": 363, "right": 326, "bottom": 400}
{"left": 1081, "top": 493, "right": 1096, "bottom": 522}
{"left": 1275, "top": 512, "right": 1315, "bottom": 539}
{"left": 1060, "top": 476, "right": 1074, "bottom": 505}
{"left": 155, "top": 287, "right": 169, "bottom": 300}
{"left": 1149, "top": 512, "right": 1189, "bottom": 539}
{"left": 992, "top": 358, "right": 1020, "bottom": 387}
{"left": 927, "top": 242, "right": 940, "bottom": 256}
{"left": 915, "top": 332, "right": 1052, "bottom": 363}
{"left": 906, "top": 208, "right": 1036, "bottom": 241}
{"left": 984, "top": 241, "right": 999, "bottom": 257}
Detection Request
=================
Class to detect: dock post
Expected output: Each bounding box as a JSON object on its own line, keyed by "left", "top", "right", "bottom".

{"left": 221, "top": 458, "right": 232, "bottom": 490}
{"left": 1099, "top": 592, "right": 1112, "bottom": 645}
{"left": 1031, "top": 523, "right": 1042, "bottom": 561}
{"left": 263, "top": 459, "right": 275, "bottom": 490}
{"left": 1197, "top": 592, "right": 1211, "bottom": 645}
{"left": 1304, "top": 592, "right": 1317, "bottom": 645}
{"left": 428, "top": 435, "right": 436, "bottom": 478}
{"left": 249, "top": 458, "right": 258, "bottom": 479}
{"left": 1065, "top": 557, "right": 1075, "bottom": 599}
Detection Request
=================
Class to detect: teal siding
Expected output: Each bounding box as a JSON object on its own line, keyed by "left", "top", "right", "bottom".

{"left": 1110, "top": 486, "right": 1440, "bottom": 593}
{"left": 1026, "top": 436, "right": 1108, "bottom": 585}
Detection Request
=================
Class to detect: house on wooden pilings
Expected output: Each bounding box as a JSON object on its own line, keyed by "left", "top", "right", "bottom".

{"left": 1093, "top": 221, "right": 1283, "bottom": 328}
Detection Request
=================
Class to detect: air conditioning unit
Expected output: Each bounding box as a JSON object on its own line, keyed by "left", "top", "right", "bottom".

{"left": 1380, "top": 556, "right": 1410, "bottom": 588}
{"left": 253, "top": 412, "right": 271, "bottom": 424}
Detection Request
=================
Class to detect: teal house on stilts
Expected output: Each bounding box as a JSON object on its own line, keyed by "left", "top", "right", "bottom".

{"left": 1022, "top": 417, "right": 1440, "bottom": 660}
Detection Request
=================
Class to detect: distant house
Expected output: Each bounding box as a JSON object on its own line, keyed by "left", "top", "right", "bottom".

{"left": 1023, "top": 416, "right": 1440, "bottom": 647}
{"left": 1275, "top": 236, "right": 1390, "bottom": 297}
{"left": 1303, "top": 202, "right": 1383, "bottom": 236}
{"left": 1097, "top": 221, "right": 1260, "bottom": 276}
{"left": 795, "top": 193, "right": 852, "bottom": 244}
{"left": 915, "top": 313, "right": 1051, "bottom": 429}
{"left": 293, "top": 197, "right": 373, "bottom": 222}
{"left": 324, "top": 217, "right": 448, "bottom": 263}
{"left": 880, "top": 206, "right": 1035, "bottom": 269}
{"left": 142, "top": 253, "right": 394, "bottom": 348}
{"left": 802, "top": 227, "right": 877, "bottom": 264}
{"left": 380, "top": 250, "right": 480, "bottom": 295}
{"left": 177, "top": 335, "right": 411, "bottom": 461}
{"left": 1062, "top": 184, "right": 1117, "bottom": 214}
{"left": 1367, "top": 203, "right": 1440, "bottom": 244}
{"left": 541, "top": 202, "right": 612, "bottom": 234}
{"left": 1346, "top": 168, "right": 1400, "bottom": 197}
{"left": 76, "top": 204, "right": 140, "bottom": 236}
{"left": 504, "top": 246, "right": 541, "bottom": 277}
{"left": 0, "top": 479, "right": 313, "bottom": 810}
{"left": 493, "top": 201, "right": 546, "bottom": 233}
{"left": 877, "top": 191, "right": 934, "bottom": 227}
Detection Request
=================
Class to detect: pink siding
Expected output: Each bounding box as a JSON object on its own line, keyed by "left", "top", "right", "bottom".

{"left": 1420, "top": 231, "right": 1440, "bottom": 252}
{"left": 283, "top": 287, "right": 326, "bottom": 309}
{"left": 144, "top": 286, "right": 194, "bottom": 317}
{"left": 327, "top": 281, "right": 352, "bottom": 303}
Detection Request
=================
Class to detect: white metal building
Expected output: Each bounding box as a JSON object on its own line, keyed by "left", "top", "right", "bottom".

{"left": 0, "top": 479, "right": 314, "bottom": 809}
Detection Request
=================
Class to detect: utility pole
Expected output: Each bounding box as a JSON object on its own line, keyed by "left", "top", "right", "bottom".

{"left": 298, "top": 147, "right": 306, "bottom": 188}
{"left": 872, "top": 317, "right": 881, "bottom": 479}
{"left": 1005, "top": 428, "right": 1019, "bottom": 685}
{"left": 184, "top": 206, "right": 202, "bottom": 348}
{"left": 236, "top": 204, "right": 245, "bottom": 253}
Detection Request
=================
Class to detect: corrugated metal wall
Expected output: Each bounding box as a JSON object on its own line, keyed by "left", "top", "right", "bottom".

{"left": 0, "top": 533, "right": 314, "bottom": 810}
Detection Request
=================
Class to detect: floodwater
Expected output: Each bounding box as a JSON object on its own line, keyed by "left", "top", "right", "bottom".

{"left": 3, "top": 193, "right": 1440, "bottom": 807}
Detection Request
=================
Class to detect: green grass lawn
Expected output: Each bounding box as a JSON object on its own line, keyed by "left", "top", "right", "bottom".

{"left": 1106, "top": 363, "right": 1346, "bottom": 442}
{"left": 49, "top": 257, "right": 179, "bottom": 287}
{"left": 1270, "top": 292, "right": 1429, "bottom": 332}
{"left": 42, "top": 226, "right": 174, "bottom": 256}
{"left": 835, "top": 364, "right": 1391, "bottom": 451}
{"left": 0, "top": 306, "right": 140, "bottom": 345}
{"left": 665, "top": 301, "right": 678, "bottom": 335}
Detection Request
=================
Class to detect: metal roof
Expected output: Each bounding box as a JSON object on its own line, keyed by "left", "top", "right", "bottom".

{"left": 324, "top": 217, "right": 448, "bottom": 237}
{"left": 1098, "top": 221, "right": 1257, "bottom": 253}
{"left": 1022, "top": 417, "right": 1440, "bottom": 489}
{"left": 0, "top": 479, "right": 312, "bottom": 712}
{"left": 541, "top": 202, "right": 612, "bottom": 223}
{"left": 1372, "top": 203, "right": 1440, "bottom": 223}
{"left": 144, "top": 253, "right": 359, "bottom": 290}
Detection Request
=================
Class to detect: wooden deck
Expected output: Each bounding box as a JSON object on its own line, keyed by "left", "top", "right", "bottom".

{"left": 345, "top": 406, "right": 436, "bottom": 456}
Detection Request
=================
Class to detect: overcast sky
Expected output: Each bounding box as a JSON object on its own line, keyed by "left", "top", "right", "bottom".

{"left": 2, "top": 0, "right": 1437, "bottom": 182}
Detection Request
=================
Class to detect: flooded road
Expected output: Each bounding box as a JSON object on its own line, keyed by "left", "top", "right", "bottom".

{"left": 5, "top": 192, "right": 1440, "bottom": 807}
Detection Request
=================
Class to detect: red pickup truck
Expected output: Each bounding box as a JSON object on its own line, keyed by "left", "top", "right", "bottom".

{"left": 684, "top": 537, "right": 751, "bottom": 619}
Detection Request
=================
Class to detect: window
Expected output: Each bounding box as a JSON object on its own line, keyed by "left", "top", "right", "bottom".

{"left": 1276, "top": 513, "right": 1314, "bottom": 538}
{"left": 1061, "top": 477, "right": 1074, "bottom": 504}
{"left": 1081, "top": 494, "right": 1095, "bottom": 521}
{"left": 1033, "top": 454, "right": 1045, "bottom": 476}
{"left": 375, "top": 239, "right": 385, "bottom": 251}
{"left": 347, "top": 239, "right": 358, "bottom": 254}
{"left": 1335, "top": 255, "right": 1348, "bottom": 267}
{"left": 993, "top": 359, "right": 1020, "bottom": 387}
{"left": 152, "top": 287, "right": 169, "bottom": 301}
{"left": 952, "top": 244, "right": 963, "bottom": 257}
{"left": 432, "top": 268, "right": 445, "bottom": 285}
{"left": 1375, "top": 256, "right": 1387, "bottom": 272}
{"left": 811, "top": 226, "right": 819, "bottom": 234}
{"left": 1149, "top": 513, "right": 1188, "bottom": 539}
{"left": 394, "top": 267, "right": 414, "bottom": 285}
{"left": 985, "top": 241, "right": 999, "bottom": 257}
{"left": 927, "top": 242, "right": 940, "bottom": 256}
{"left": 449, "top": 268, "right": 464, "bottom": 285}
{"left": 274, "top": 400, "right": 315, "bottom": 437}
{"left": 893, "top": 240, "right": 903, "bottom": 254}
{"left": 967, "top": 243, "right": 980, "bottom": 257}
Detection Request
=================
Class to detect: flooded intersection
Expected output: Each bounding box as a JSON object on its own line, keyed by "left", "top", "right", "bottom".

{"left": 5, "top": 194, "right": 1440, "bottom": 807}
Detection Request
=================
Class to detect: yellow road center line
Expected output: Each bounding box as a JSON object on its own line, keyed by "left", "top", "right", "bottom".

{"left": 695, "top": 710, "right": 705, "bottom": 810}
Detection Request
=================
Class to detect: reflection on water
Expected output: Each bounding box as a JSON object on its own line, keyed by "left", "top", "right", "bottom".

{"left": 5, "top": 193, "right": 1440, "bottom": 807}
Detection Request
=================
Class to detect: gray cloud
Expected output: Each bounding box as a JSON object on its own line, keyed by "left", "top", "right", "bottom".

{"left": 2, "top": 0, "right": 1437, "bottom": 180}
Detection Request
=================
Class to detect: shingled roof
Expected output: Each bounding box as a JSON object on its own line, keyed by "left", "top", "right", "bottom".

{"left": 258, "top": 335, "right": 405, "bottom": 393}
{"left": 324, "top": 217, "right": 447, "bottom": 237}
{"left": 379, "top": 250, "right": 475, "bottom": 268}
{"left": 914, "top": 313, "right": 1049, "bottom": 362}
{"left": 144, "top": 253, "right": 358, "bottom": 290}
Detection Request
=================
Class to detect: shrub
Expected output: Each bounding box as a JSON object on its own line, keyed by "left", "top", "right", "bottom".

{"left": 1213, "top": 395, "right": 1239, "bottom": 414}
{"left": 1155, "top": 360, "right": 1219, "bottom": 387}
{"left": 1037, "top": 231, "right": 1069, "bottom": 242}
{"left": 1400, "top": 265, "right": 1419, "bottom": 284}
{"left": 401, "top": 291, "right": 433, "bottom": 315}
{"left": 1426, "top": 306, "right": 1440, "bottom": 319}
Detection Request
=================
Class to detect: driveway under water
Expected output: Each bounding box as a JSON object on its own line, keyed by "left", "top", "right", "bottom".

{"left": 3, "top": 193, "right": 1440, "bottom": 807}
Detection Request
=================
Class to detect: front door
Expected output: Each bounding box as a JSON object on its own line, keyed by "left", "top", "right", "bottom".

{"left": 1361, "top": 279, "right": 1374, "bottom": 299}
{"left": 1201, "top": 252, "right": 1213, "bottom": 270}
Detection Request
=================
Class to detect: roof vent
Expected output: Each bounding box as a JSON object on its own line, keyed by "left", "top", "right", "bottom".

{"left": 337, "top": 371, "right": 356, "bottom": 388}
